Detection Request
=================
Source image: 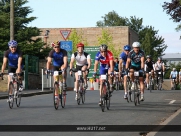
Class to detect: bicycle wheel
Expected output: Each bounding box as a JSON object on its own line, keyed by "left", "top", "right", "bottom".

{"left": 82, "top": 89, "right": 85, "bottom": 104}
{"left": 16, "top": 83, "right": 21, "bottom": 107}
{"left": 158, "top": 78, "right": 162, "bottom": 90}
{"left": 8, "top": 82, "right": 14, "bottom": 109}
{"left": 133, "top": 83, "right": 138, "bottom": 106}
{"left": 77, "top": 91, "right": 81, "bottom": 105}
{"left": 137, "top": 92, "right": 140, "bottom": 104}
{"left": 106, "top": 91, "right": 110, "bottom": 110}
{"left": 53, "top": 83, "right": 59, "bottom": 110}
{"left": 101, "top": 97, "right": 105, "bottom": 112}
{"left": 115, "top": 82, "right": 119, "bottom": 91}
{"left": 61, "top": 91, "right": 66, "bottom": 108}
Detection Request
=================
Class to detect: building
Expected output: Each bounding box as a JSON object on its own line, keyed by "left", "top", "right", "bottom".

{"left": 163, "top": 53, "right": 181, "bottom": 65}
{"left": 39, "top": 26, "right": 138, "bottom": 51}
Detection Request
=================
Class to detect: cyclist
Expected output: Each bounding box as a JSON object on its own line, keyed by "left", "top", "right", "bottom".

{"left": 93, "top": 44, "right": 114, "bottom": 105}
{"left": 69, "top": 43, "right": 91, "bottom": 100}
{"left": 113, "top": 57, "right": 119, "bottom": 88}
{"left": 125, "top": 42, "right": 145, "bottom": 101}
{"left": 1, "top": 40, "right": 23, "bottom": 100}
{"left": 46, "top": 41, "right": 68, "bottom": 102}
{"left": 179, "top": 69, "right": 181, "bottom": 85}
{"left": 144, "top": 55, "right": 155, "bottom": 89}
{"left": 170, "top": 68, "right": 178, "bottom": 89}
{"left": 154, "top": 57, "right": 165, "bottom": 88}
{"left": 119, "top": 45, "right": 131, "bottom": 99}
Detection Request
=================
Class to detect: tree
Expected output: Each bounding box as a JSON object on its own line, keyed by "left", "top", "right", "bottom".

{"left": 139, "top": 26, "right": 167, "bottom": 60}
{"left": 96, "top": 11, "right": 167, "bottom": 59}
{"left": 97, "top": 29, "right": 121, "bottom": 58}
{"left": 0, "top": 0, "right": 50, "bottom": 59}
{"left": 162, "top": 0, "right": 181, "bottom": 31}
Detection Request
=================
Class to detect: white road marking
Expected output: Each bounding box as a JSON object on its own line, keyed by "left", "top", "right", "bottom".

{"left": 169, "top": 100, "right": 176, "bottom": 104}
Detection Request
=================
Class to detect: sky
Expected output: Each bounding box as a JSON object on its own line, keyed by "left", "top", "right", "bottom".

{"left": 25, "top": 0, "right": 181, "bottom": 53}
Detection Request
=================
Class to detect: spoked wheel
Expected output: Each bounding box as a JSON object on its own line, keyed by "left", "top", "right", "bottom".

{"left": 15, "top": 84, "right": 21, "bottom": 107}
{"left": 53, "top": 83, "right": 59, "bottom": 110}
{"left": 128, "top": 90, "right": 132, "bottom": 102}
{"left": 137, "top": 92, "right": 140, "bottom": 104}
{"left": 61, "top": 91, "right": 66, "bottom": 108}
{"left": 8, "top": 82, "right": 14, "bottom": 109}
{"left": 77, "top": 91, "right": 81, "bottom": 105}
{"left": 82, "top": 90, "right": 85, "bottom": 104}
{"left": 101, "top": 97, "right": 105, "bottom": 112}
{"left": 115, "top": 82, "right": 119, "bottom": 91}
{"left": 106, "top": 92, "right": 110, "bottom": 110}
{"left": 134, "top": 91, "right": 138, "bottom": 106}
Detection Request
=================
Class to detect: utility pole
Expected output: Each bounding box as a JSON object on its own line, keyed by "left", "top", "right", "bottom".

{"left": 10, "top": 0, "right": 14, "bottom": 40}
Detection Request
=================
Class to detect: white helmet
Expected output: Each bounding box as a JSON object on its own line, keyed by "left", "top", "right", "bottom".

{"left": 132, "top": 42, "right": 141, "bottom": 48}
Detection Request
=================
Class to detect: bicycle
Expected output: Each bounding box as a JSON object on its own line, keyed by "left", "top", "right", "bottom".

{"left": 1, "top": 73, "right": 22, "bottom": 109}
{"left": 171, "top": 78, "right": 177, "bottom": 90}
{"left": 126, "top": 72, "right": 132, "bottom": 102}
{"left": 47, "top": 70, "right": 66, "bottom": 110}
{"left": 94, "top": 73, "right": 111, "bottom": 112}
{"left": 71, "top": 68, "right": 87, "bottom": 105}
{"left": 148, "top": 72, "right": 154, "bottom": 93}
{"left": 131, "top": 71, "right": 141, "bottom": 106}
{"left": 156, "top": 72, "right": 163, "bottom": 91}
{"left": 114, "top": 71, "right": 119, "bottom": 91}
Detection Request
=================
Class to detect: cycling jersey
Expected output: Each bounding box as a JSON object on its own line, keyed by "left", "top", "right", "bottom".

{"left": 4, "top": 49, "right": 23, "bottom": 67}
{"left": 179, "top": 72, "right": 181, "bottom": 76}
{"left": 48, "top": 49, "right": 67, "bottom": 67}
{"left": 119, "top": 51, "right": 128, "bottom": 66}
{"left": 71, "top": 51, "right": 90, "bottom": 66}
{"left": 145, "top": 60, "right": 154, "bottom": 69}
{"left": 170, "top": 71, "right": 178, "bottom": 79}
{"left": 95, "top": 50, "right": 113, "bottom": 74}
{"left": 128, "top": 49, "right": 145, "bottom": 68}
{"left": 114, "top": 62, "right": 119, "bottom": 72}
{"left": 155, "top": 61, "right": 165, "bottom": 71}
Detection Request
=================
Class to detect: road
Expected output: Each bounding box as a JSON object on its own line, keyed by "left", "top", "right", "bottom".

{"left": 0, "top": 89, "right": 181, "bottom": 136}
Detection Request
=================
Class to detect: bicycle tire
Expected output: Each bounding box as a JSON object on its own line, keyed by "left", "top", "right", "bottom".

{"left": 133, "top": 83, "right": 138, "bottom": 106}
{"left": 101, "top": 97, "right": 105, "bottom": 112}
{"left": 61, "top": 91, "right": 66, "bottom": 108}
{"left": 82, "top": 89, "right": 85, "bottom": 104}
{"left": 128, "top": 90, "right": 132, "bottom": 102}
{"left": 158, "top": 78, "right": 162, "bottom": 90}
{"left": 137, "top": 92, "right": 140, "bottom": 104}
{"left": 16, "top": 83, "right": 21, "bottom": 107}
{"left": 53, "top": 83, "right": 59, "bottom": 110}
{"left": 8, "top": 82, "right": 14, "bottom": 109}
{"left": 77, "top": 91, "right": 81, "bottom": 105}
{"left": 115, "top": 82, "right": 119, "bottom": 91}
{"left": 106, "top": 92, "right": 110, "bottom": 110}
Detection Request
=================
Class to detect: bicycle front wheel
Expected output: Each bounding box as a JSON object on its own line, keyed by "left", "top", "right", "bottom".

{"left": 82, "top": 89, "right": 85, "bottom": 104}
{"left": 16, "top": 83, "right": 21, "bottom": 107}
{"left": 53, "top": 83, "right": 59, "bottom": 110}
{"left": 8, "top": 82, "right": 14, "bottom": 109}
{"left": 61, "top": 91, "right": 66, "bottom": 108}
{"left": 106, "top": 92, "right": 110, "bottom": 110}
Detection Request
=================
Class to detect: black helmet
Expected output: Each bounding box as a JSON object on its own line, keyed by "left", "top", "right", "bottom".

{"left": 99, "top": 44, "right": 108, "bottom": 51}
{"left": 146, "top": 55, "right": 151, "bottom": 59}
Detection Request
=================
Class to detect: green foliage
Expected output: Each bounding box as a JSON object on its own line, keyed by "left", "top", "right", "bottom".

{"left": 0, "top": 0, "right": 50, "bottom": 59}
{"left": 97, "top": 29, "right": 121, "bottom": 58}
{"left": 162, "top": 0, "right": 181, "bottom": 31}
{"left": 139, "top": 26, "right": 167, "bottom": 60}
{"left": 68, "top": 29, "right": 88, "bottom": 53}
{"left": 96, "top": 11, "right": 167, "bottom": 59}
{"left": 164, "top": 62, "right": 181, "bottom": 79}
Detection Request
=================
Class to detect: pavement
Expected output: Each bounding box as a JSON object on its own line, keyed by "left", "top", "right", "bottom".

{"left": 0, "top": 88, "right": 181, "bottom": 135}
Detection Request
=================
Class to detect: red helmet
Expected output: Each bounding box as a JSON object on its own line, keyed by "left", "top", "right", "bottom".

{"left": 76, "top": 42, "right": 84, "bottom": 49}
{"left": 51, "top": 41, "right": 60, "bottom": 47}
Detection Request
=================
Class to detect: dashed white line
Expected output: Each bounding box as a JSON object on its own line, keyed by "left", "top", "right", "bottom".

{"left": 169, "top": 100, "right": 176, "bottom": 104}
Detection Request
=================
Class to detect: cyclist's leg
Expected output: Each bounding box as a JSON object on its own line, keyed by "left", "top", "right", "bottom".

{"left": 81, "top": 65, "right": 88, "bottom": 88}
{"left": 60, "top": 65, "right": 67, "bottom": 90}
{"left": 123, "top": 74, "right": 128, "bottom": 98}
{"left": 8, "top": 66, "right": 16, "bottom": 94}
{"left": 108, "top": 69, "right": 113, "bottom": 92}
{"left": 146, "top": 72, "right": 149, "bottom": 89}
{"left": 74, "top": 65, "right": 82, "bottom": 100}
{"left": 139, "top": 71, "right": 145, "bottom": 101}
{"left": 129, "top": 66, "right": 135, "bottom": 90}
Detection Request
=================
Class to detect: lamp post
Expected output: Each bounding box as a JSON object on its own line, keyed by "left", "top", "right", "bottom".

{"left": 10, "top": 0, "right": 14, "bottom": 40}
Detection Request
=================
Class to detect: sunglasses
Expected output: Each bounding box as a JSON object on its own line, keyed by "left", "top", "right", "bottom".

{"left": 100, "top": 51, "right": 106, "bottom": 53}
{"left": 54, "top": 46, "right": 60, "bottom": 48}
{"left": 10, "top": 46, "right": 17, "bottom": 48}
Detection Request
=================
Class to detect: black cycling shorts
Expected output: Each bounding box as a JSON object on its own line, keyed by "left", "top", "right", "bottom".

{"left": 130, "top": 65, "right": 144, "bottom": 77}
{"left": 8, "top": 66, "right": 17, "bottom": 73}
{"left": 146, "top": 68, "right": 154, "bottom": 73}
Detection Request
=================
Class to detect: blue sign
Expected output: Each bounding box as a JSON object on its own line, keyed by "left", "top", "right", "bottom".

{"left": 60, "top": 41, "right": 73, "bottom": 51}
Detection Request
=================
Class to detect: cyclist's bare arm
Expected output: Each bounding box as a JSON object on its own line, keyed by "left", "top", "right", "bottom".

{"left": 125, "top": 58, "right": 131, "bottom": 70}
{"left": 94, "top": 60, "right": 99, "bottom": 73}
{"left": 141, "top": 57, "right": 145, "bottom": 69}
{"left": 1, "top": 57, "right": 8, "bottom": 73}
{"left": 17, "top": 57, "right": 22, "bottom": 73}
{"left": 62, "top": 56, "right": 68, "bottom": 70}
{"left": 119, "top": 59, "right": 123, "bottom": 72}
{"left": 69, "top": 57, "right": 75, "bottom": 75}
{"left": 109, "top": 60, "right": 114, "bottom": 72}
{"left": 87, "top": 58, "right": 91, "bottom": 69}
{"left": 46, "top": 57, "right": 52, "bottom": 70}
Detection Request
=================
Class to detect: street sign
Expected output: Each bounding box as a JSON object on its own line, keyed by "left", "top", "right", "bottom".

{"left": 84, "top": 46, "right": 100, "bottom": 78}
{"left": 60, "top": 41, "right": 73, "bottom": 51}
{"left": 60, "top": 30, "right": 71, "bottom": 40}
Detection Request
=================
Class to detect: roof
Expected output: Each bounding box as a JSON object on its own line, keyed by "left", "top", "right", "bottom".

{"left": 163, "top": 53, "right": 181, "bottom": 61}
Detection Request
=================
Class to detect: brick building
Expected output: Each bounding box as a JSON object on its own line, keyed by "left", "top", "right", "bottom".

{"left": 39, "top": 26, "right": 138, "bottom": 51}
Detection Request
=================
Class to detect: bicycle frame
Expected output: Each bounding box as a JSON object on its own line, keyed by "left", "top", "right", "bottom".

{"left": 133, "top": 71, "right": 141, "bottom": 106}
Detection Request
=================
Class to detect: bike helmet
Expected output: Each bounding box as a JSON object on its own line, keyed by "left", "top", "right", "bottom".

{"left": 124, "top": 45, "right": 131, "bottom": 51}
{"left": 146, "top": 55, "right": 151, "bottom": 59}
{"left": 99, "top": 44, "right": 108, "bottom": 51}
{"left": 158, "top": 57, "right": 162, "bottom": 60}
{"left": 132, "top": 42, "right": 141, "bottom": 48}
{"left": 8, "top": 40, "right": 18, "bottom": 47}
{"left": 76, "top": 42, "right": 84, "bottom": 49}
{"left": 173, "top": 68, "right": 176, "bottom": 71}
{"left": 51, "top": 41, "right": 60, "bottom": 47}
